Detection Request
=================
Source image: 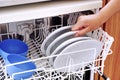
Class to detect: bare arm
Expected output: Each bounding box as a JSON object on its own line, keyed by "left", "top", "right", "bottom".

{"left": 72, "top": 0, "right": 120, "bottom": 36}
{"left": 97, "top": 0, "right": 120, "bottom": 24}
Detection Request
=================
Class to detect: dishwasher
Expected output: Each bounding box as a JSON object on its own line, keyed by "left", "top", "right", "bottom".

{"left": 0, "top": 1, "right": 114, "bottom": 80}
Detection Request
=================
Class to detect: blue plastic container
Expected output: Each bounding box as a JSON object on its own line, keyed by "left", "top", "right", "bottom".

{"left": 5, "top": 54, "right": 36, "bottom": 80}
{"left": 0, "top": 39, "right": 28, "bottom": 59}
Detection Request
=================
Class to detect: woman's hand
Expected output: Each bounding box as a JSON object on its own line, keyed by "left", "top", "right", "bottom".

{"left": 71, "top": 14, "right": 103, "bottom": 37}
{"left": 72, "top": 0, "right": 120, "bottom": 37}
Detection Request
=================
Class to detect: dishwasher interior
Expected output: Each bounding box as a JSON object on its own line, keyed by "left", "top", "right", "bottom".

{"left": 0, "top": 10, "right": 114, "bottom": 80}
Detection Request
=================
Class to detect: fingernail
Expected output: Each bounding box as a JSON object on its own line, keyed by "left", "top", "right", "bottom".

{"left": 71, "top": 27, "right": 75, "bottom": 31}
{"left": 75, "top": 33, "right": 79, "bottom": 37}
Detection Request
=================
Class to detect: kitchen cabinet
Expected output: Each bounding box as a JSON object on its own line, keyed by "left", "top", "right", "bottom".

{"left": 102, "top": 0, "right": 120, "bottom": 80}
{"left": 104, "top": 11, "right": 120, "bottom": 80}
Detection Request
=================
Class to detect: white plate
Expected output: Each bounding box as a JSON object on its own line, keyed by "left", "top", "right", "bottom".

{"left": 53, "top": 39, "right": 103, "bottom": 72}
{"left": 41, "top": 26, "right": 71, "bottom": 54}
{"left": 46, "top": 31, "right": 77, "bottom": 56}
{"left": 49, "top": 37, "right": 91, "bottom": 65}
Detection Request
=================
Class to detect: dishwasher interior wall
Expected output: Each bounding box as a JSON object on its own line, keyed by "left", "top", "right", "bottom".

{"left": 0, "top": 10, "right": 113, "bottom": 80}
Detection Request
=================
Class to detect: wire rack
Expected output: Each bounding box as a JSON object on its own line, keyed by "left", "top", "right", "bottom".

{"left": 0, "top": 11, "right": 114, "bottom": 80}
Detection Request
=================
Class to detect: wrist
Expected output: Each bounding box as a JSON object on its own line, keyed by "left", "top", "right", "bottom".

{"left": 95, "top": 12, "right": 107, "bottom": 25}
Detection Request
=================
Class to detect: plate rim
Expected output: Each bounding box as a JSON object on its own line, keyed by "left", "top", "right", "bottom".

{"left": 49, "top": 37, "right": 91, "bottom": 65}
{"left": 41, "top": 26, "right": 71, "bottom": 54}
{"left": 53, "top": 39, "right": 103, "bottom": 72}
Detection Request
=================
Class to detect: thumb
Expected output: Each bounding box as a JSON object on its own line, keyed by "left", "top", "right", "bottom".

{"left": 75, "top": 26, "right": 91, "bottom": 37}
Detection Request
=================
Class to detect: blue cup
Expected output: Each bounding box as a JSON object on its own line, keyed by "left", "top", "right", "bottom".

{"left": 0, "top": 39, "right": 28, "bottom": 59}
{"left": 5, "top": 54, "right": 36, "bottom": 80}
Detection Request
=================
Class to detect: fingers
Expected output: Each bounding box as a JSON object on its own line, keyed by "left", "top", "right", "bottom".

{"left": 71, "top": 18, "right": 90, "bottom": 36}
{"left": 71, "top": 23, "right": 82, "bottom": 31}
{"left": 71, "top": 14, "right": 101, "bottom": 37}
{"left": 74, "top": 27, "right": 91, "bottom": 37}
{"left": 71, "top": 15, "right": 95, "bottom": 36}
{"left": 71, "top": 16, "right": 85, "bottom": 31}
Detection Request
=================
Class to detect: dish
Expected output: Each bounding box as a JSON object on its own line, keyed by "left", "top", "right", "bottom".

{"left": 49, "top": 37, "right": 91, "bottom": 65}
{"left": 41, "top": 26, "right": 71, "bottom": 54}
{"left": 46, "top": 31, "right": 77, "bottom": 56}
{"left": 53, "top": 39, "right": 103, "bottom": 72}
{"left": 5, "top": 54, "right": 36, "bottom": 80}
{"left": 0, "top": 39, "right": 28, "bottom": 59}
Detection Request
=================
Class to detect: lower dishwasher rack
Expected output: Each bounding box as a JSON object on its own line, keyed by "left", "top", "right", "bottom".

{"left": 0, "top": 12, "right": 114, "bottom": 80}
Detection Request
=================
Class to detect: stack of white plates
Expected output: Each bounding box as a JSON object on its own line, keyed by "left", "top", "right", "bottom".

{"left": 41, "top": 26, "right": 103, "bottom": 72}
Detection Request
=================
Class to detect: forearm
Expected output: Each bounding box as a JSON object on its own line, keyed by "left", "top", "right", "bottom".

{"left": 97, "top": 0, "right": 120, "bottom": 24}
